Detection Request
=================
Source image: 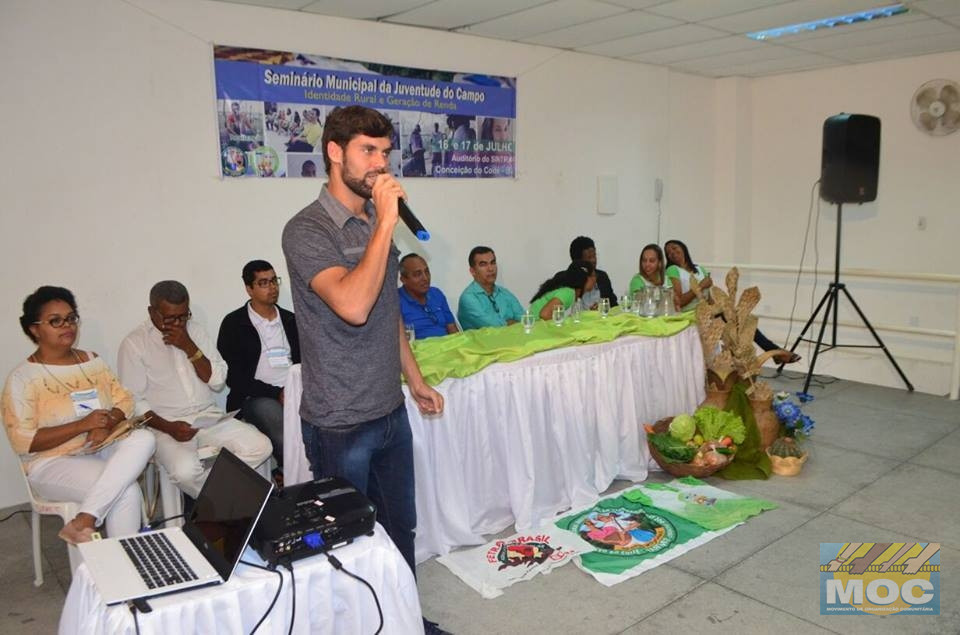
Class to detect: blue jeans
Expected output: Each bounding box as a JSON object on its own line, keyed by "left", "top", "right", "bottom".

{"left": 301, "top": 404, "right": 417, "bottom": 574}
{"left": 241, "top": 397, "right": 284, "bottom": 466}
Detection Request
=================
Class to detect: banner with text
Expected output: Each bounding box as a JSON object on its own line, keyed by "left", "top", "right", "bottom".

{"left": 214, "top": 45, "right": 517, "bottom": 179}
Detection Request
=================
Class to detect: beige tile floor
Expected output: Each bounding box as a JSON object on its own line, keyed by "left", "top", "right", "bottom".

{"left": 2, "top": 370, "right": 958, "bottom": 634}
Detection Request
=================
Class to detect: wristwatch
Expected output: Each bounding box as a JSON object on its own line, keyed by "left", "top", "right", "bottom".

{"left": 187, "top": 348, "right": 205, "bottom": 363}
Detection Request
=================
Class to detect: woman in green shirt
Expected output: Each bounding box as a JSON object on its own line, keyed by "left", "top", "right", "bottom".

{"left": 664, "top": 239, "right": 712, "bottom": 310}
{"left": 664, "top": 239, "right": 800, "bottom": 363}
{"left": 529, "top": 260, "right": 596, "bottom": 320}
{"left": 628, "top": 244, "right": 666, "bottom": 296}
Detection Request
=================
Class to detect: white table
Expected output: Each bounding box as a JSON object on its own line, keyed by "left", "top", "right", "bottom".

{"left": 284, "top": 328, "right": 705, "bottom": 562}
{"left": 59, "top": 525, "right": 424, "bottom": 634}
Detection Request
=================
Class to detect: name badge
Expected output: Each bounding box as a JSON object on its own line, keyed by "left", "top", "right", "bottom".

{"left": 70, "top": 388, "right": 102, "bottom": 417}
{"left": 266, "top": 347, "right": 292, "bottom": 368}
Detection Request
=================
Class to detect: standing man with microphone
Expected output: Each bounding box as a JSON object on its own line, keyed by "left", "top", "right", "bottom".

{"left": 282, "top": 106, "right": 449, "bottom": 634}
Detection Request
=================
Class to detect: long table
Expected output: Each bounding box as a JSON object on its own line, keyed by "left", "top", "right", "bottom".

{"left": 284, "top": 319, "right": 704, "bottom": 562}
{"left": 59, "top": 524, "right": 423, "bottom": 634}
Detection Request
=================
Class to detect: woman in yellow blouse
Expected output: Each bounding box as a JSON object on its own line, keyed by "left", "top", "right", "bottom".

{"left": 2, "top": 286, "right": 155, "bottom": 544}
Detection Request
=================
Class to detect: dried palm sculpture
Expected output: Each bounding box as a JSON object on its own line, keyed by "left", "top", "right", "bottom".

{"left": 695, "top": 267, "right": 776, "bottom": 401}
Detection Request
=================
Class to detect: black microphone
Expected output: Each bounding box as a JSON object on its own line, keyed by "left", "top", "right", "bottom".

{"left": 398, "top": 198, "right": 430, "bottom": 241}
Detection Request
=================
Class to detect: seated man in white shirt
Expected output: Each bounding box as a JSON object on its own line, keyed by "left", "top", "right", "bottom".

{"left": 118, "top": 280, "right": 272, "bottom": 498}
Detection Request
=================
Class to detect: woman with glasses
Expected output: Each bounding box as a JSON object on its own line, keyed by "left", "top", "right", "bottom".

{"left": 1, "top": 286, "right": 155, "bottom": 544}
{"left": 529, "top": 260, "right": 596, "bottom": 320}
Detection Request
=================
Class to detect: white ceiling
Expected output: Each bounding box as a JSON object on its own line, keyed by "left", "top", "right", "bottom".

{"left": 215, "top": 0, "right": 960, "bottom": 77}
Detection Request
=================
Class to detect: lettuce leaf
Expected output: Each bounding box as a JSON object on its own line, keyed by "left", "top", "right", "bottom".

{"left": 649, "top": 433, "right": 697, "bottom": 463}
{"left": 694, "top": 406, "right": 746, "bottom": 444}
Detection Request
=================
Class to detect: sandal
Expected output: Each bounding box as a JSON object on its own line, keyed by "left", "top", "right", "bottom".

{"left": 773, "top": 350, "right": 802, "bottom": 365}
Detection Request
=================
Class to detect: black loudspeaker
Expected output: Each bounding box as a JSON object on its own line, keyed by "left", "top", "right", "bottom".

{"left": 820, "top": 113, "right": 880, "bottom": 203}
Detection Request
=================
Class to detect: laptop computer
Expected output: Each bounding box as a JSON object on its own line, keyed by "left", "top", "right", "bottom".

{"left": 78, "top": 449, "right": 273, "bottom": 605}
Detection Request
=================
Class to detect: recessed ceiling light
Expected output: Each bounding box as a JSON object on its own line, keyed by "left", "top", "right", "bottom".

{"left": 746, "top": 3, "right": 908, "bottom": 40}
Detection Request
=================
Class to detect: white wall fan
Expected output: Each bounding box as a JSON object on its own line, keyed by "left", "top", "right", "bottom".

{"left": 910, "top": 79, "right": 960, "bottom": 136}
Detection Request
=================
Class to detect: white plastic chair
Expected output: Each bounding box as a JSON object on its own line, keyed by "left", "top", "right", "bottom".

{"left": 16, "top": 461, "right": 81, "bottom": 587}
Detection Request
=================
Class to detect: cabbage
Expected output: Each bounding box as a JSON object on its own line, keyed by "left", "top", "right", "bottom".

{"left": 694, "top": 406, "right": 746, "bottom": 444}
{"left": 669, "top": 414, "right": 697, "bottom": 442}
{"left": 649, "top": 433, "right": 697, "bottom": 463}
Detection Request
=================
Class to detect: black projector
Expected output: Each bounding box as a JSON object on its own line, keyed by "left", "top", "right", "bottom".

{"left": 252, "top": 476, "right": 376, "bottom": 567}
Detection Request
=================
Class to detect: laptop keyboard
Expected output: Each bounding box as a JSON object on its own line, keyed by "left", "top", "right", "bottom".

{"left": 119, "top": 533, "right": 199, "bottom": 590}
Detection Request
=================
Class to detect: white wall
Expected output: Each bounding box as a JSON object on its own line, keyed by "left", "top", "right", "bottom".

{"left": 0, "top": 0, "right": 703, "bottom": 508}
{"left": 731, "top": 51, "right": 960, "bottom": 395}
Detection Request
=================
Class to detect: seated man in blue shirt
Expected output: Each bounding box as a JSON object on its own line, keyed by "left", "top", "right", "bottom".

{"left": 398, "top": 253, "right": 459, "bottom": 339}
{"left": 457, "top": 245, "right": 526, "bottom": 330}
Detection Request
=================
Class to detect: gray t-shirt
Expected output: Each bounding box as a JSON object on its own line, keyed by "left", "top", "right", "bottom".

{"left": 282, "top": 185, "right": 403, "bottom": 428}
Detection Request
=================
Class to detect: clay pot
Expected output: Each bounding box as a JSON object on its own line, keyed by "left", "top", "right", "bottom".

{"left": 749, "top": 397, "right": 780, "bottom": 451}
{"left": 700, "top": 370, "right": 738, "bottom": 410}
{"left": 700, "top": 388, "right": 731, "bottom": 410}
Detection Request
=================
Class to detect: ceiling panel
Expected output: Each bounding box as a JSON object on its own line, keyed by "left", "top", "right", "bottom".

{"left": 213, "top": 0, "right": 960, "bottom": 78}
{"left": 220, "top": 0, "right": 313, "bottom": 8}
{"left": 644, "top": 0, "right": 791, "bottom": 23}
{"left": 599, "top": 0, "right": 664, "bottom": 8}
{"left": 831, "top": 30, "right": 960, "bottom": 61}
{"left": 625, "top": 34, "right": 764, "bottom": 64}
{"left": 702, "top": 0, "right": 893, "bottom": 34}
{"left": 785, "top": 18, "right": 957, "bottom": 52}
{"left": 456, "top": 0, "right": 628, "bottom": 40}
{"left": 521, "top": 11, "right": 680, "bottom": 48}
{"left": 678, "top": 42, "right": 803, "bottom": 71}
{"left": 384, "top": 0, "right": 546, "bottom": 29}
{"left": 718, "top": 52, "right": 842, "bottom": 76}
{"left": 578, "top": 24, "right": 729, "bottom": 57}
{"left": 299, "top": 0, "right": 425, "bottom": 19}
{"left": 908, "top": 0, "right": 960, "bottom": 18}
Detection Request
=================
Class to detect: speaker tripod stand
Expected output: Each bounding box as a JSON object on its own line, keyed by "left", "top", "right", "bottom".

{"left": 778, "top": 202, "right": 914, "bottom": 394}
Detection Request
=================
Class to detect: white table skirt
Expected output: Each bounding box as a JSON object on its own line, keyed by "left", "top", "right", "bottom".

{"left": 59, "top": 525, "right": 424, "bottom": 634}
{"left": 283, "top": 328, "right": 705, "bottom": 563}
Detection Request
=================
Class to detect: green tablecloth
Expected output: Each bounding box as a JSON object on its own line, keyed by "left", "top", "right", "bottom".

{"left": 411, "top": 309, "right": 697, "bottom": 385}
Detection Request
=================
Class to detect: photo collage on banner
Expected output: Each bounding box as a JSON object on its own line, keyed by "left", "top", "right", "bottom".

{"left": 214, "top": 46, "right": 517, "bottom": 179}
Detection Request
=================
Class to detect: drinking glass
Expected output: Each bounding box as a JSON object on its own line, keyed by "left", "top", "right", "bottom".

{"left": 404, "top": 323, "right": 416, "bottom": 343}
{"left": 599, "top": 298, "right": 610, "bottom": 318}
{"left": 620, "top": 294, "right": 633, "bottom": 314}
{"left": 571, "top": 299, "right": 583, "bottom": 323}
{"left": 660, "top": 287, "right": 675, "bottom": 316}
{"left": 552, "top": 305, "right": 564, "bottom": 326}
{"left": 634, "top": 290, "right": 646, "bottom": 316}
{"left": 521, "top": 312, "right": 535, "bottom": 334}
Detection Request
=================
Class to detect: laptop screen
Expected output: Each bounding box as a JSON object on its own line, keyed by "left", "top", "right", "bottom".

{"left": 183, "top": 449, "right": 274, "bottom": 581}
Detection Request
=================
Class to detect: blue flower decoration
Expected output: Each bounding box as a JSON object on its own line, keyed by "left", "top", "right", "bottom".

{"left": 774, "top": 400, "right": 801, "bottom": 425}
{"left": 795, "top": 391, "right": 814, "bottom": 403}
{"left": 799, "top": 414, "right": 815, "bottom": 435}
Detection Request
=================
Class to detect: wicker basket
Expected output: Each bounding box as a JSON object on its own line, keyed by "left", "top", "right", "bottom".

{"left": 646, "top": 417, "right": 732, "bottom": 478}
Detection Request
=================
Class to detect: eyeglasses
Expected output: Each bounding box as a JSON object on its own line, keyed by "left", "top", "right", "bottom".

{"left": 33, "top": 313, "right": 80, "bottom": 328}
{"left": 154, "top": 310, "right": 192, "bottom": 326}
{"left": 253, "top": 276, "right": 282, "bottom": 289}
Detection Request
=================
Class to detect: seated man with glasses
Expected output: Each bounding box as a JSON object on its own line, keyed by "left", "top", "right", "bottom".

{"left": 398, "top": 253, "right": 459, "bottom": 340}
{"left": 217, "top": 260, "right": 299, "bottom": 472}
{"left": 118, "top": 280, "right": 272, "bottom": 499}
{"left": 457, "top": 245, "right": 526, "bottom": 330}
